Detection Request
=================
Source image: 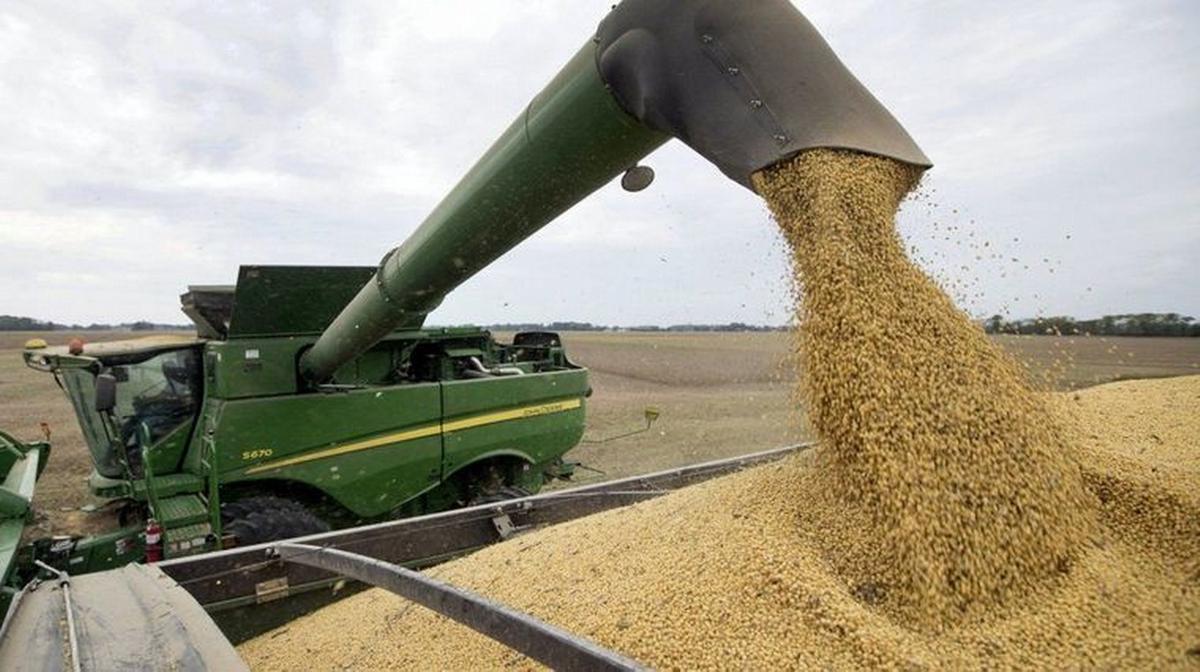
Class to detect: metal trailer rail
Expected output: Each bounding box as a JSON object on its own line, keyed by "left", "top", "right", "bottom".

{"left": 273, "top": 543, "right": 645, "bottom": 671}
{"left": 30, "top": 561, "right": 81, "bottom": 672}
{"left": 159, "top": 443, "right": 812, "bottom": 611}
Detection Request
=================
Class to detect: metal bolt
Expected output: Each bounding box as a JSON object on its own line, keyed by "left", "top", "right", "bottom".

{"left": 774, "top": 134, "right": 789, "bottom": 145}
{"left": 727, "top": 66, "right": 740, "bottom": 76}
{"left": 750, "top": 99, "right": 763, "bottom": 109}
{"left": 701, "top": 34, "right": 713, "bottom": 44}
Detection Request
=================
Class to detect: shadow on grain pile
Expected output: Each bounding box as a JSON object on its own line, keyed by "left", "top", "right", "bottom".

{"left": 240, "top": 151, "right": 1200, "bottom": 670}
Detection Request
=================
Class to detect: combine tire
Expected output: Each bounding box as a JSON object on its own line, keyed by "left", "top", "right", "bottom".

{"left": 220, "top": 496, "right": 307, "bottom": 522}
{"left": 221, "top": 496, "right": 329, "bottom": 546}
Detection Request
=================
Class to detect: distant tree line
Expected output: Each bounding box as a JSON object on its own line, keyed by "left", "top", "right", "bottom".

{"left": 495, "top": 314, "right": 1200, "bottom": 336}
{"left": 8, "top": 313, "right": 1197, "bottom": 337}
{"left": 486, "top": 321, "right": 786, "bottom": 333}
{"left": 982, "top": 313, "right": 1199, "bottom": 337}
{"left": 0, "top": 315, "right": 191, "bottom": 332}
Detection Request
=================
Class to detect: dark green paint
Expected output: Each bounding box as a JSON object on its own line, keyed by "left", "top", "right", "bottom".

{"left": 300, "top": 42, "right": 669, "bottom": 382}
{"left": 227, "top": 266, "right": 378, "bottom": 338}
{"left": 212, "top": 380, "right": 445, "bottom": 517}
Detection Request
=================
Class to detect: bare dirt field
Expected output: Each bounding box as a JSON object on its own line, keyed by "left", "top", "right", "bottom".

{"left": 0, "top": 331, "right": 154, "bottom": 536}
{"left": 556, "top": 331, "right": 1200, "bottom": 483}
{"left": 1, "top": 330, "right": 1197, "bottom": 536}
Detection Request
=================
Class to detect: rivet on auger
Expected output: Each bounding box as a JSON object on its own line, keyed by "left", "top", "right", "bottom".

{"left": 621, "top": 164, "right": 655, "bottom": 192}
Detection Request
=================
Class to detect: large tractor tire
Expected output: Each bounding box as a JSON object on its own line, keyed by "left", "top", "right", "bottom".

{"left": 220, "top": 496, "right": 307, "bottom": 522}
{"left": 221, "top": 496, "right": 329, "bottom": 546}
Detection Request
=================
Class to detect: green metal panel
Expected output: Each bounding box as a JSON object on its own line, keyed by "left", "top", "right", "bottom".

{"left": 164, "top": 523, "right": 214, "bottom": 558}
{"left": 183, "top": 399, "right": 225, "bottom": 476}
{"left": 207, "top": 339, "right": 306, "bottom": 400}
{"left": 146, "top": 416, "right": 194, "bottom": 475}
{"left": 440, "top": 370, "right": 588, "bottom": 419}
{"left": 202, "top": 368, "right": 587, "bottom": 518}
{"left": 301, "top": 42, "right": 669, "bottom": 382}
{"left": 440, "top": 370, "right": 588, "bottom": 474}
{"left": 208, "top": 328, "right": 504, "bottom": 400}
{"left": 213, "top": 383, "right": 444, "bottom": 518}
{"left": 1, "top": 438, "right": 49, "bottom": 609}
{"left": 156, "top": 494, "right": 209, "bottom": 527}
{"left": 330, "top": 347, "right": 396, "bottom": 386}
{"left": 227, "top": 266, "right": 377, "bottom": 338}
{"left": 49, "top": 526, "right": 146, "bottom": 574}
{"left": 130, "top": 472, "right": 204, "bottom": 499}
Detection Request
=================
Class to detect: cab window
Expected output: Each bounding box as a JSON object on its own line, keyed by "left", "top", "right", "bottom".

{"left": 110, "top": 348, "right": 201, "bottom": 446}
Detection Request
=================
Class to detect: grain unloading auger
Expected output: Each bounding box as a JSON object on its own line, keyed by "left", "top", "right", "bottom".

{"left": 300, "top": 0, "right": 929, "bottom": 384}
{"left": 2, "top": 1, "right": 928, "bottom": 668}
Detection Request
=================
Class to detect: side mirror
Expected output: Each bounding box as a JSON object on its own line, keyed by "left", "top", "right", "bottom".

{"left": 95, "top": 373, "right": 117, "bottom": 413}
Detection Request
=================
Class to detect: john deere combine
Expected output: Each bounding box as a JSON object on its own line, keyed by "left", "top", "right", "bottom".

{"left": 0, "top": 0, "right": 929, "bottom": 664}
{"left": 11, "top": 265, "right": 587, "bottom": 583}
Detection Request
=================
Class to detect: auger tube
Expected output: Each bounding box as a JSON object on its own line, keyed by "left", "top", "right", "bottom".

{"left": 300, "top": 0, "right": 929, "bottom": 384}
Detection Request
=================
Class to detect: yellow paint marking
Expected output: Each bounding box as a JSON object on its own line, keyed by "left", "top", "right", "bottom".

{"left": 243, "top": 397, "right": 583, "bottom": 475}
{"left": 245, "top": 423, "right": 441, "bottom": 475}
{"left": 442, "top": 398, "right": 582, "bottom": 433}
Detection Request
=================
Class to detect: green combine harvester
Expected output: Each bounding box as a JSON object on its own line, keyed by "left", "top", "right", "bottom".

{"left": 9, "top": 268, "right": 588, "bottom": 582}
{"left": 0, "top": 1, "right": 928, "bottom": 666}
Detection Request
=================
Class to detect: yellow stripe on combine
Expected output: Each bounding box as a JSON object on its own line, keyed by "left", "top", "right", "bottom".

{"left": 442, "top": 398, "right": 581, "bottom": 432}
{"left": 243, "top": 424, "right": 442, "bottom": 475}
{"left": 244, "top": 397, "right": 582, "bottom": 475}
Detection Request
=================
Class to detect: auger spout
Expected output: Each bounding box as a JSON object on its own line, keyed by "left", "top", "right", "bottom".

{"left": 300, "top": 0, "right": 929, "bottom": 384}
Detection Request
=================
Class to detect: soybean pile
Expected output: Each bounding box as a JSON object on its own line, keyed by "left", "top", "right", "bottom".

{"left": 241, "top": 151, "right": 1199, "bottom": 669}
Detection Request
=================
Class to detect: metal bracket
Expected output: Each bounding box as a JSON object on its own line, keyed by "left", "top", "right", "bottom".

{"left": 32, "top": 561, "right": 80, "bottom": 672}
{"left": 254, "top": 577, "right": 289, "bottom": 604}
{"left": 491, "top": 513, "right": 517, "bottom": 540}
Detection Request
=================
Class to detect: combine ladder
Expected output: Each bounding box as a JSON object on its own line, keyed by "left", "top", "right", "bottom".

{"left": 137, "top": 425, "right": 214, "bottom": 558}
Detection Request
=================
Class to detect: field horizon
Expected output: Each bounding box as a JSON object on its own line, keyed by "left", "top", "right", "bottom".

{"left": 2, "top": 329, "right": 1197, "bottom": 538}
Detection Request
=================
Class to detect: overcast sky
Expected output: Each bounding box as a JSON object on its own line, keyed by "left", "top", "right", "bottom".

{"left": 2, "top": 1, "right": 1197, "bottom": 326}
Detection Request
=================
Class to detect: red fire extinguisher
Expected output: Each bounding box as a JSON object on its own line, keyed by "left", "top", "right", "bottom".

{"left": 145, "top": 518, "right": 163, "bottom": 563}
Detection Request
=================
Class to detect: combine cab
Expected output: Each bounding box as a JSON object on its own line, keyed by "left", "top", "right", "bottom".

{"left": 8, "top": 265, "right": 585, "bottom": 598}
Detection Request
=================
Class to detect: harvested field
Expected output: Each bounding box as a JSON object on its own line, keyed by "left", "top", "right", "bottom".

{"left": 548, "top": 331, "right": 801, "bottom": 482}
{"left": 556, "top": 331, "right": 1200, "bottom": 484}
{"left": 0, "top": 330, "right": 159, "bottom": 537}
{"left": 239, "top": 374, "right": 1200, "bottom": 670}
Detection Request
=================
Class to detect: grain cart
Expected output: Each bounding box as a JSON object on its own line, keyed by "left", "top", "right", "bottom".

{"left": 1, "top": 0, "right": 929, "bottom": 634}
